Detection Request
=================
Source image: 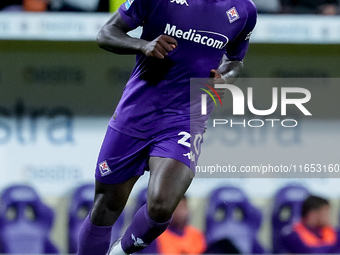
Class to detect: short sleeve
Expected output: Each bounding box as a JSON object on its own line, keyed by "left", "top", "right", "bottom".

{"left": 225, "top": 0, "right": 257, "bottom": 61}
{"left": 118, "top": 0, "right": 152, "bottom": 30}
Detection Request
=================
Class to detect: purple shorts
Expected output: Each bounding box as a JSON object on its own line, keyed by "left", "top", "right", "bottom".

{"left": 95, "top": 126, "right": 204, "bottom": 184}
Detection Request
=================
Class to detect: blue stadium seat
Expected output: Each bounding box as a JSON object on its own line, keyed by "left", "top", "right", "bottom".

{"left": 271, "top": 184, "right": 309, "bottom": 253}
{"left": 0, "top": 185, "right": 59, "bottom": 254}
{"left": 205, "top": 186, "right": 265, "bottom": 254}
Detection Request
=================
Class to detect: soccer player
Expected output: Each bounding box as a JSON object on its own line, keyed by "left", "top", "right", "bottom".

{"left": 282, "top": 195, "right": 340, "bottom": 253}
{"left": 77, "top": 0, "right": 257, "bottom": 255}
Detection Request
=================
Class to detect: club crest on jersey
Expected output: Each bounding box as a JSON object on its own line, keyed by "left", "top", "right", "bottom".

{"left": 170, "top": 0, "right": 189, "bottom": 6}
{"left": 227, "top": 7, "right": 240, "bottom": 23}
{"left": 99, "top": 160, "right": 112, "bottom": 176}
{"left": 125, "top": 0, "right": 134, "bottom": 10}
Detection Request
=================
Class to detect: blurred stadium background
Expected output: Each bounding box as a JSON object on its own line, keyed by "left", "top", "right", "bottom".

{"left": 0, "top": 0, "right": 340, "bottom": 253}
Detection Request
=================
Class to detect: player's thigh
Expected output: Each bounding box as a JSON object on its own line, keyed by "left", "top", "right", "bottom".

{"left": 147, "top": 156, "right": 194, "bottom": 222}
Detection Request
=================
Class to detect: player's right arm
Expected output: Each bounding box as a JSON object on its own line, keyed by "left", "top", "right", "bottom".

{"left": 97, "top": 11, "right": 177, "bottom": 59}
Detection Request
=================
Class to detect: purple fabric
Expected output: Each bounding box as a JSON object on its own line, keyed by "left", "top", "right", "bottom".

{"left": 77, "top": 214, "right": 113, "bottom": 255}
{"left": 133, "top": 188, "right": 155, "bottom": 255}
{"left": 95, "top": 127, "right": 201, "bottom": 184}
{"left": 136, "top": 239, "right": 159, "bottom": 254}
{"left": 121, "top": 204, "right": 171, "bottom": 254}
{"left": 112, "top": 0, "right": 257, "bottom": 139}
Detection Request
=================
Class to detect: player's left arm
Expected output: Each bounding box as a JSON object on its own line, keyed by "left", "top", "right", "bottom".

{"left": 213, "top": 0, "right": 258, "bottom": 84}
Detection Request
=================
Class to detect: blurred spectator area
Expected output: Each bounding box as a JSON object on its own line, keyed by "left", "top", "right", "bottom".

{"left": 253, "top": 0, "right": 339, "bottom": 14}
{"left": 0, "top": 0, "right": 47, "bottom": 11}
{"left": 49, "top": 0, "right": 110, "bottom": 12}
{"left": 0, "top": 0, "right": 111, "bottom": 12}
{"left": 252, "top": 0, "right": 281, "bottom": 13}
{"left": 280, "top": 0, "right": 339, "bottom": 14}
{"left": 0, "top": 0, "right": 339, "bottom": 14}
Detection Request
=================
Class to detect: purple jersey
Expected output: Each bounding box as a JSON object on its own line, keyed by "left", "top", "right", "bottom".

{"left": 111, "top": 0, "right": 257, "bottom": 139}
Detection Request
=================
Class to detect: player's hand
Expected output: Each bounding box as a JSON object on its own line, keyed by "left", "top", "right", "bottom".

{"left": 210, "top": 69, "right": 226, "bottom": 99}
{"left": 141, "top": 35, "right": 177, "bottom": 59}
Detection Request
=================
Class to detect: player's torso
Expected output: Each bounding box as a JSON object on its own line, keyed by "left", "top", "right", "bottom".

{"left": 111, "top": 0, "right": 253, "bottom": 138}
{"left": 139, "top": 0, "right": 250, "bottom": 77}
